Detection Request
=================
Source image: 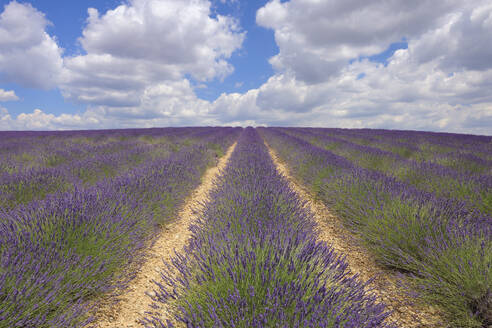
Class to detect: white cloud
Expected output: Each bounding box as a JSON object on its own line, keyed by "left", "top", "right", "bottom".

{"left": 61, "top": 0, "right": 244, "bottom": 108}
{"left": 0, "top": 106, "right": 12, "bottom": 130}
{"left": 256, "top": 0, "right": 461, "bottom": 84}
{"left": 0, "top": 107, "right": 99, "bottom": 130}
{"left": 207, "top": 0, "right": 492, "bottom": 135}
{"left": 0, "top": 88, "right": 18, "bottom": 101}
{"left": 0, "top": 0, "right": 244, "bottom": 130}
{"left": 95, "top": 79, "right": 215, "bottom": 125}
{"left": 81, "top": 1, "right": 242, "bottom": 79}
{"left": 209, "top": 56, "right": 492, "bottom": 134}
{"left": 410, "top": 2, "right": 492, "bottom": 72}
{"left": 0, "top": 1, "right": 64, "bottom": 89}
{"left": 212, "top": 89, "right": 260, "bottom": 123}
{"left": 0, "top": 0, "right": 491, "bottom": 135}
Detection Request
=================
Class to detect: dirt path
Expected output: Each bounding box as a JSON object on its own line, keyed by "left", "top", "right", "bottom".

{"left": 92, "top": 142, "right": 237, "bottom": 328}
{"left": 265, "top": 142, "right": 445, "bottom": 328}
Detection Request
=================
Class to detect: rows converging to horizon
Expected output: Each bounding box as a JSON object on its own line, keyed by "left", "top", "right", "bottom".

{"left": 0, "top": 127, "right": 490, "bottom": 328}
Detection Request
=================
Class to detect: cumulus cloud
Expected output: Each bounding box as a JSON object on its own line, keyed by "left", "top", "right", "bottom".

{"left": 256, "top": 0, "right": 461, "bottom": 83}
{"left": 0, "top": 1, "right": 64, "bottom": 88}
{"left": 0, "top": 106, "right": 12, "bottom": 130}
{"left": 87, "top": 79, "right": 216, "bottom": 126}
{"left": 210, "top": 56, "right": 492, "bottom": 134}
{"left": 210, "top": 0, "right": 489, "bottom": 135}
{"left": 61, "top": 0, "right": 244, "bottom": 108}
{"left": 81, "top": 1, "right": 242, "bottom": 79}
{"left": 0, "top": 0, "right": 244, "bottom": 130}
{"left": 1, "top": 0, "right": 491, "bottom": 135}
{"left": 0, "top": 107, "right": 99, "bottom": 130}
{"left": 205, "top": 0, "right": 492, "bottom": 135}
{"left": 0, "top": 88, "right": 18, "bottom": 101}
{"left": 410, "top": 2, "right": 492, "bottom": 72}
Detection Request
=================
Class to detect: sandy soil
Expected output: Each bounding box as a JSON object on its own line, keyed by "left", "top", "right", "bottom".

{"left": 265, "top": 142, "right": 446, "bottom": 328}
{"left": 92, "top": 142, "right": 237, "bottom": 328}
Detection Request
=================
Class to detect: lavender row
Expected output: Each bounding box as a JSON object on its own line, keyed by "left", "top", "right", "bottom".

{"left": 145, "top": 128, "right": 392, "bottom": 328}
{"left": 0, "top": 127, "right": 211, "bottom": 172}
{"left": 304, "top": 127, "right": 492, "bottom": 172}
{"left": 0, "top": 127, "right": 215, "bottom": 173}
{"left": 282, "top": 127, "right": 491, "bottom": 180}
{"left": 279, "top": 127, "right": 491, "bottom": 215}
{"left": 316, "top": 127, "right": 492, "bottom": 156}
{"left": 0, "top": 128, "right": 226, "bottom": 210}
{"left": 335, "top": 128, "right": 492, "bottom": 175}
{"left": 0, "top": 144, "right": 154, "bottom": 209}
{"left": 0, "top": 127, "right": 241, "bottom": 328}
{"left": 260, "top": 127, "right": 491, "bottom": 328}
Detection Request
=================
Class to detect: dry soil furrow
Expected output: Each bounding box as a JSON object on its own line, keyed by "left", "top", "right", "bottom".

{"left": 92, "top": 142, "right": 237, "bottom": 328}
{"left": 265, "top": 142, "right": 445, "bottom": 328}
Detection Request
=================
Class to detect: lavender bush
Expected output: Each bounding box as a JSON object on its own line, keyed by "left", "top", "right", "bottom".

{"left": 145, "top": 128, "right": 392, "bottom": 328}
{"left": 260, "top": 127, "right": 491, "bottom": 328}
{"left": 280, "top": 127, "right": 491, "bottom": 216}
{"left": 0, "top": 127, "right": 240, "bottom": 328}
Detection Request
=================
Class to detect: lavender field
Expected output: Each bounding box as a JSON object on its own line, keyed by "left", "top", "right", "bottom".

{"left": 260, "top": 127, "right": 491, "bottom": 328}
{"left": 0, "top": 127, "right": 491, "bottom": 328}
{"left": 0, "top": 127, "right": 240, "bottom": 327}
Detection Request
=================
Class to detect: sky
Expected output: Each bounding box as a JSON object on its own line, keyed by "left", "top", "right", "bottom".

{"left": 0, "top": 0, "right": 491, "bottom": 134}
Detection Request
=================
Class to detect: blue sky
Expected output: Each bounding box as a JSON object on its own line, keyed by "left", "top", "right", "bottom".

{"left": 0, "top": 0, "right": 491, "bottom": 134}
{"left": 19, "top": 0, "right": 122, "bottom": 54}
{"left": 1, "top": 0, "right": 283, "bottom": 115}
{"left": 1, "top": 0, "right": 406, "bottom": 115}
{"left": 0, "top": 0, "right": 121, "bottom": 117}
{"left": 193, "top": 0, "right": 279, "bottom": 101}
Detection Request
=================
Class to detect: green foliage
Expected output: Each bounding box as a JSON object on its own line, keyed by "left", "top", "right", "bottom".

{"left": 265, "top": 129, "right": 492, "bottom": 327}
{"left": 411, "top": 239, "right": 492, "bottom": 328}
{"left": 45, "top": 154, "right": 67, "bottom": 167}
{"left": 208, "top": 142, "right": 224, "bottom": 158}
